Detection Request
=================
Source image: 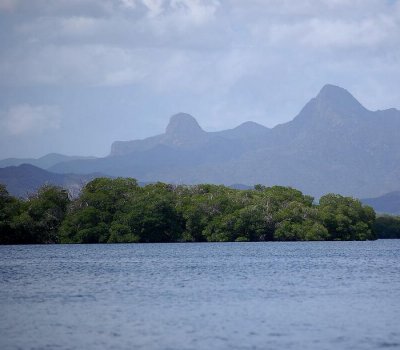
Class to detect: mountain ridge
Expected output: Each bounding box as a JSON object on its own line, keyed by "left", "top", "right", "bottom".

{"left": 3, "top": 84, "right": 400, "bottom": 199}
{"left": 362, "top": 191, "right": 400, "bottom": 215}
{"left": 0, "top": 164, "right": 104, "bottom": 198}
{"left": 0, "top": 153, "right": 96, "bottom": 169}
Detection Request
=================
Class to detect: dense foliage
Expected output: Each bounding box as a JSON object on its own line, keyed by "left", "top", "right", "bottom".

{"left": 0, "top": 184, "right": 69, "bottom": 244}
{"left": 0, "top": 178, "right": 383, "bottom": 244}
{"left": 373, "top": 215, "right": 400, "bottom": 239}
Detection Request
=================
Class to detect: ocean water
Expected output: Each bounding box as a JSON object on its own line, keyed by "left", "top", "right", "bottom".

{"left": 0, "top": 241, "right": 399, "bottom": 350}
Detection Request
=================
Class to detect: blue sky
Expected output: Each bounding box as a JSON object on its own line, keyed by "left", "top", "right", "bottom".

{"left": 0, "top": 0, "right": 399, "bottom": 158}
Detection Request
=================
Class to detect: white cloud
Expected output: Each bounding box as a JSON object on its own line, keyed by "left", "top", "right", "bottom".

{"left": 169, "top": 0, "right": 219, "bottom": 24}
{"left": 120, "top": 0, "right": 137, "bottom": 9}
{"left": 143, "top": 0, "right": 165, "bottom": 17}
{"left": 265, "top": 15, "right": 398, "bottom": 50}
{"left": 1, "top": 104, "right": 61, "bottom": 136}
{"left": 2, "top": 0, "right": 398, "bottom": 88}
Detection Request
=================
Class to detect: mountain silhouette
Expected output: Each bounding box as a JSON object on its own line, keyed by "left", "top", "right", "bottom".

{"left": 6, "top": 84, "right": 400, "bottom": 198}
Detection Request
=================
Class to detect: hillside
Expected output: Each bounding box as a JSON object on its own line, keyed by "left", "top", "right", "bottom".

{"left": 0, "top": 153, "right": 96, "bottom": 169}
{"left": 362, "top": 191, "right": 400, "bottom": 215}
{"left": 0, "top": 164, "right": 102, "bottom": 198}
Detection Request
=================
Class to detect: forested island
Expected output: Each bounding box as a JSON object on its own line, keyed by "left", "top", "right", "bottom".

{"left": 1, "top": 178, "right": 399, "bottom": 244}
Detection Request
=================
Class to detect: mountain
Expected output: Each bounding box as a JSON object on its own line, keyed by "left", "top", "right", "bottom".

{"left": 48, "top": 84, "right": 400, "bottom": 198}
{"left": 362, "top": 191, "right": 400, "bottom": 215}
{"left": 0, "top": 153, "right": 96, "bottom": 169}
{"left": 0, "top": 164, "right": 103, "bottom": 198}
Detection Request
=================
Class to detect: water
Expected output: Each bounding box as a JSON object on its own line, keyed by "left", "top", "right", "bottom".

{"left": 0, "top": 241, "right": 399, "bottom": 350}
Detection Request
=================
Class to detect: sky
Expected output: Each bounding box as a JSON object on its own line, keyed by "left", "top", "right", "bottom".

{"left": 0, "top": 0, "right": 399, "bottom": 159}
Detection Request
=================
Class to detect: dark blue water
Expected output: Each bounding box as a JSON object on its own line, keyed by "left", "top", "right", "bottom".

{"left": 1, "top": 241, "right": 399, "bottom": 350}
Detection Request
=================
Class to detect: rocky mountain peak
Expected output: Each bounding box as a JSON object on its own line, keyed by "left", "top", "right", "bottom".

{"left": 292, "top": 84, "right": 368, "bottom": 126}
{"left": 165, "top": 113, "right": 204, "bottom": 136}
{"left": 315, "top": 84, "right": 366, "bottom": 115}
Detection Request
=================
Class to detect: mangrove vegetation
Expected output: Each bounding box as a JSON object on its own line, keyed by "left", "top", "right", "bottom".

{"left": 1, "top": 177, "right": 390, "bottom": 244}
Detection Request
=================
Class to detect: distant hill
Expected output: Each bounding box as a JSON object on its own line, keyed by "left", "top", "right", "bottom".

{"left": 0, "top": 164, "right": 103, "bottom": 198}
{"left": 362, "top": 191, "right": 400, "bottom": 215}
{"left": 48, "top": 84, "right": 400, "bottom": 198}
{"left": 0, "top": 153, "right": 96, "bottom": 169}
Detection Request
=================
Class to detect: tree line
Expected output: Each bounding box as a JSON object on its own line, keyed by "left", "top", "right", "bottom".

{"left": 1, "top": 177, "right": 396, "bottom": 244}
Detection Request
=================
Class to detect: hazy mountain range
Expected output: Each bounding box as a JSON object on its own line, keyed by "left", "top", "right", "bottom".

{"left": 1, "top": 84, "right": 400, "bottom": 205}
{"left": 0, "top": 164, "right": 101, "bottom": 198}
{"left": 361, "top": 191, "right": 400, "bottom": 215}
{"left": 0, "top": 153, "right": 96, "bottom": 169}
{"left": 46, "top": 84, "right": 400, "bottom": 199}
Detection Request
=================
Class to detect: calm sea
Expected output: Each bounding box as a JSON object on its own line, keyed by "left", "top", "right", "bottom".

{"left": 1, "top": 241, "right": 399, "bottom": 350}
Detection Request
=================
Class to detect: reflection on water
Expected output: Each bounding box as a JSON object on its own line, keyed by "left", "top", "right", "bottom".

{"left": 1, "top": 241, "right": 400, "bottom": 350}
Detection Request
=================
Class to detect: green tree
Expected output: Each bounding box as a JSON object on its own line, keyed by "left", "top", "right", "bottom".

{"left": 117, "top": 183, "right": 184, "bottom": 243}
{"left": 59, "top": 178, "right": 140, "bottom": 243}
{"left": 319, "top": 194, "right": 375, "bottom": 240}
{"left": 0, "top": 184, "right": 24, "bottom": 244}
{"left": 373, "top": 215, "right": 400, "bottom": 239}
{"left": 5, "top": 185, "right": 70, "bottom": 244}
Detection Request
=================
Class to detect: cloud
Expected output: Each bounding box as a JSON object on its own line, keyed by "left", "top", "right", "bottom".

{"left": 142, "top": 0, "right": 164, "bottom": 17}
{"left": 120, "top": 0, "right": 137, "bottom": 9}
{"left": 1, "top": 0, "right": 397, "bottom": 89}
{"left": 1, "top": 104, "right": 61, "bottom": 136}
{"left": 264, "top": 15, "right": 399, "bottom": 51}
{"left": 169, "top": 0, "right": 219, "bottom": 24}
